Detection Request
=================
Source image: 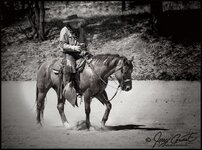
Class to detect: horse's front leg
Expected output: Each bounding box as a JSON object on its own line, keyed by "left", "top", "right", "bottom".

{"left": 96, "top": 91, "right": 112, "bottom": 129}
{"left": 84, "top": 89, "right": 92, "bottom": 130}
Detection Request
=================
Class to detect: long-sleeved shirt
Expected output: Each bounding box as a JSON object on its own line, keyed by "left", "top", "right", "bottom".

{"left": 59, "top": 26, "right": 88, "bottom": 54}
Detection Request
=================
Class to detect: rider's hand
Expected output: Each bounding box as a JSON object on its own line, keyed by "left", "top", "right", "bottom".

{"left": 80, "top": 51, "right": 88, "bottom": 56}
{"left": 79, "top": 43, "right": 86, "bottom": 50}
{"left": 73, "top": 45, "right": 81, "bottom": 52}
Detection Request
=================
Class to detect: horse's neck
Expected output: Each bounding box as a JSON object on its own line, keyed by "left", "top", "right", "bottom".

{"left": 91, "top": 59, "right": 122, "bottom": 79}
{"left": 103, "top": 65, "right": 119, "bottom": 78}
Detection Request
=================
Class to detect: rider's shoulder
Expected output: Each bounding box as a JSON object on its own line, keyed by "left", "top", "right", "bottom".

{"left": 60, "top": 26, "right": 71, "bottom": 35}
{"left": 60, "top": 26, "right": 67, "bottom": 32}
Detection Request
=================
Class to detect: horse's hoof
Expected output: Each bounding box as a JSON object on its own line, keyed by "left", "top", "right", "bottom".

{"left": 89, "top": 126, "right": 96, "bottom": 131}
{"left": 101, "top": 125, "right": 106, "bottom": 130}
{"left": 36, "top": 123, "right": 43, "bottom": 129}
{"left": 101, "top": 123, "right": 106, "bottom": 129}
{"left": 101, "top": 121, "right": 105, "bottom": 127}
{"left": 86, "top": 123, "right": 91, "bottom": 130}
{"left": 64, "top": 122, "right": 72, "bottom": 130}
{"left": 100, "top": 122, "right": 109, "bottom": 131}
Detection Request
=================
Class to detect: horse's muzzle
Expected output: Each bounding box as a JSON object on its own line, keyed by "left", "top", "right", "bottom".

{"left": 121, "top": 79, "right": 132, "bottom": 91}
{"left": 125, "top": 86, "right": 131, "bottom": 91}
{"left": 121, "top": 84, "right": 132, "bottom": 91}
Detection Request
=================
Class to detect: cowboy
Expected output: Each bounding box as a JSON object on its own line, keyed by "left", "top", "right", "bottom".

{"left": 59, "top": 14, "right": 89, "bottom": 101}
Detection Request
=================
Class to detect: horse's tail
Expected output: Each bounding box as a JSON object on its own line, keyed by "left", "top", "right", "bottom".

{"left": 36, "top": 81, "right": 38, "bottom": 105}
{"left": 36, "top": 80, "right": 42, "bottom": 126}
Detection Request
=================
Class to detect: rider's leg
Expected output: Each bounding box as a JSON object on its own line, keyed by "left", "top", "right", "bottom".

{"left": 65, "top": 54, "right": 79, "bottom": 92}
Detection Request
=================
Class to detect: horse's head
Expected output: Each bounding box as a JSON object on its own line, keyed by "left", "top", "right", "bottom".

{"left": 115, "top": 56, "right": 134, "bottom": 92}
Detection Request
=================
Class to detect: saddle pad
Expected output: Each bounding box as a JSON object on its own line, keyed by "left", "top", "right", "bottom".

{"left": 51, "top": 58, "right": 73, "bottom": 70}
{"left": 51, "top": 58, "right": 86, "bottom": 74}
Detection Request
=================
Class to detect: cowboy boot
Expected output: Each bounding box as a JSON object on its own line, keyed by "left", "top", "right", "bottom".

{"left": 72, "top": 72, "right": 80, "bottom": 94}
{"left": 63, "top": 70, "right": 78, "bottom": 107}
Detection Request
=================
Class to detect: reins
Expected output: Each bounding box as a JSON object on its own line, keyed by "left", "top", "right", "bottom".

{"left": 108, "top": 84, "right": 120, "bottom": 101}
{"left": 83, "top": 55, "right": 122, "bottom": 101}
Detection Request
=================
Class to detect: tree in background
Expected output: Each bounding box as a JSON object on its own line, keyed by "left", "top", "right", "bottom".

{"left": 28, "top": 0, "right": 45, "bottom": 41}
{"left": 122, "top": 1, "right": 126, "bottom": 12}
{"left": 150, "top": 1, "right": 162, "bottom": 31}
{"left": 1, "top": 0, "right": 45, "bottom": 41}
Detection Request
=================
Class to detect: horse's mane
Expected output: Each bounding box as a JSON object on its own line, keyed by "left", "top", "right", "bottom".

{"left": 91, "top": 53, "right": 126, "bottom": 66}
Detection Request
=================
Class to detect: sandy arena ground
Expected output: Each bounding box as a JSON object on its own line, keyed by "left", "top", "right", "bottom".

{"left": 1, "top": 81, "right": 201, "bottom": 148}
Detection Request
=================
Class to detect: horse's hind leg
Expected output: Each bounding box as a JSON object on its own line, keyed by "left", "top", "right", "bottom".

{"left": 36, "top": 86, "right": 49, "bottom": 126}
{"left": 96, "top": 91, "right": 112, "bottom": 128}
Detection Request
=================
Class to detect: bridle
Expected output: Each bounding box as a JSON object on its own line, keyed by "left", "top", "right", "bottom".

{"left": 83, "top": 55, "right": 131, "bottom": 101}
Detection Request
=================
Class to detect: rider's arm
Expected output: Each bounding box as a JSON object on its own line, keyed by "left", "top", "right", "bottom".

{"left": 60, "top": 42, "right": 80, "bottom": 53}
{"left": 59, "top": 27, "right": 80, "bottom": 53}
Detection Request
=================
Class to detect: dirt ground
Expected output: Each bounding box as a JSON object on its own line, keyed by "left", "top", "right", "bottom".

{"left": 1, "top": 81, "right": 201, "bottom": 148}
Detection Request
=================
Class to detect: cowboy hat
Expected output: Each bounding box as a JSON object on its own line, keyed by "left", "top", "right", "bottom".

{"left": 63, "top": 14, "right": 85, "bottom": 23}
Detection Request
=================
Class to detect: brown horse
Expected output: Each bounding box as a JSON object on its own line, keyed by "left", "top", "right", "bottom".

{"left": 36, "top": 53, "right": 133, "bottom": 129}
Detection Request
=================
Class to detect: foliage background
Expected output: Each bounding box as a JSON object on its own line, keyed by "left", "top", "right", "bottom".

{"left": 1, "top": 1, "right": 201, "bottom": 81}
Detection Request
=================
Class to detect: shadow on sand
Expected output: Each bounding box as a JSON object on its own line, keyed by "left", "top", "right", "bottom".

{"left": 74, "top": 120, "right": 168, "bottom": 131}
{"left": 105, "top": 124, "right": 168, "bottom": 131}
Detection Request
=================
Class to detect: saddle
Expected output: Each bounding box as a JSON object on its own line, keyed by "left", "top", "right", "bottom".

{"left": 52, "top": 58, "right": 86, "bottom": 75}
